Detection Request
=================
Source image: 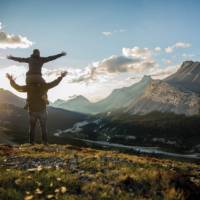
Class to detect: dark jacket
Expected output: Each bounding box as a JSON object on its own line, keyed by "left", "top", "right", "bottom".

{"left": 10, "top": 77, "right": 63, "bottom": 112}
{"left": 9, "top": 53, "right": 63, "bottom": 75}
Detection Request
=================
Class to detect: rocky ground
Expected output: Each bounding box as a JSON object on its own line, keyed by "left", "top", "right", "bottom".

{"left": 0, "top": 144, "right": 200, "bottom": 200}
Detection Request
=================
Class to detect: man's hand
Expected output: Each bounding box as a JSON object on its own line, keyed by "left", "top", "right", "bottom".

{"left": 7, "top": 55, "right": 13, "bottom": 59}
{"left": 60, "top": 71, "right": 67, "bottom": 78}
{"left": 61, "top": 51, "right": 67, "bottom": 56}
{"left": 6, "top": 73, "right": 15, "bottom": 81}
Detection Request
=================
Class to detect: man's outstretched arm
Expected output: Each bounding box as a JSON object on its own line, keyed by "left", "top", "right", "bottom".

{"left": 6, "top": 74, "right": 27, "bottom": 92}
{"left": 42, "top": 52, "right": 66, "bottom": 63}
{"left": 7, "top": 55, "right": 29, "bottom": 63}
{"left": 46, "top": 71, "right": 67, "bottom": 89}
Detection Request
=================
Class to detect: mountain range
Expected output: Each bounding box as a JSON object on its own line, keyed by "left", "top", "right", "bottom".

{"left": 0, "top": 60, "right": 200, "bottom": 154}
{"left": 53, "top": 95, "right": 92, "bottom": 114}
{"left": 52, "top": 75, "right": 151, "bottom": 114}
{"left": 124, "top": 78, "right": 200, "bottom": 115}
{"left": 48, "top": 61, "right": 200, "bottom": 154}
{"left": 52, "top": 61, "right": 200, "bottom": 116}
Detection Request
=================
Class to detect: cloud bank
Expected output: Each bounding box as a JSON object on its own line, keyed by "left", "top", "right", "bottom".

{"left": 71, "top": 46, "right": 158, "bottom": 83}
{"left": 165, "top": 42, "right": 191, "bottom": 53}
{"left": 0, "top": 22, "right": 33, "bottom": 49}
{"left": 1, "top": 41, "right": 189, "bottom": 101}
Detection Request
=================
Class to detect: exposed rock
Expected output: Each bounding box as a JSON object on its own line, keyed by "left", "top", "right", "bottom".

{"left": 165, "top": 61, "right": 200, "bottom": 92}
{"left": 125, "top": 79, "right": 200, "bottom": 116}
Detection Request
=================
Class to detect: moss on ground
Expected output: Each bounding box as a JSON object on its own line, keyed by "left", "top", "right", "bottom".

{"left": 0, "top": 144, "right": 199, "bottom": 200}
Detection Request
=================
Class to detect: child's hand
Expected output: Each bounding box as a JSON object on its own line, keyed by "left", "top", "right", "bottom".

{"left": 61, "top": 51, "right": 67, "bottom": 56}
{"left": 7, "top": 55, "right": 13, "bottom": 59}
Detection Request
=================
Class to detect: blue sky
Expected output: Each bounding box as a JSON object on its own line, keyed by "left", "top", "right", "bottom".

{"left": 0, "top": 0, "right": 200, "bottom": 101}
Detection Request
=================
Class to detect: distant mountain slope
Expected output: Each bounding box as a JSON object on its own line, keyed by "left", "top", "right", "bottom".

{"left": 52, "top": 95, "right": 92, "bottom": 114}
{"left": 165, "top": 61, "right": 200, "bottom": 92}
{"left": 125, "top": 79, "right": 200, "bottom": 116}
{"left": 92, "top": 75, "right": 151, "bottom": 113}
{"left": 0, "top": 88, "right": 25, "bottom": 107}
{"left": 52, "top": 76, "right": 151, "bottom": 114}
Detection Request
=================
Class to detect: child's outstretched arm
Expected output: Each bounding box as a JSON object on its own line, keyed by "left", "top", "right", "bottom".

{"left": 7, "top": 55, "right": 29, "bottom": 63}
{"left": 42, "top": 51, "right": 66, "bottom": 63}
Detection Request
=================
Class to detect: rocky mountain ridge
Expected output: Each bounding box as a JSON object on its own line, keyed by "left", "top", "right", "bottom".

{"left": 125, "top": 78, "right": 200, "bottom": 115}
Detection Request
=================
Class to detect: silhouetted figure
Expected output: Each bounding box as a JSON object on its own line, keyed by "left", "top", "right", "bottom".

{"left": 7, "top": 49, "right": 66, "bottom": 81}
{"left": 6, "top": 71, "right": 67, "bottom": 145}
{"left": 7, "top": 49, "right": 66, "bottom": 108}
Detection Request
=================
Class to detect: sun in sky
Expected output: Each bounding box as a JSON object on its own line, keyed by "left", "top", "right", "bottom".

{"left": 0, "top": 0, "right": 199, "bottom": 102}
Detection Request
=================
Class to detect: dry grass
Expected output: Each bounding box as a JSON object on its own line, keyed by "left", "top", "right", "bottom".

{"left": 0, "top": 144, "right": 199, "bottom": 200}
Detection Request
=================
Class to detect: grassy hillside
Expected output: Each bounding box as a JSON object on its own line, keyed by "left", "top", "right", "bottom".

{"left": 0, "top": 144, "right": 199, "bottom": 200}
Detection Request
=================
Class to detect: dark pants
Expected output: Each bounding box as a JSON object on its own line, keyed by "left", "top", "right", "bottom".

{"left": 29, "top": 110, "right": 47, "bottom": 144}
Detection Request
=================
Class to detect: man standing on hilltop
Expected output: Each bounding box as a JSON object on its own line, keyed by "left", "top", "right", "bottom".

{"left": 7, "top": 49, "right": 66, "bottom": 109}
{"left": 6, "top": 71, "right": 67, "bottom": 145}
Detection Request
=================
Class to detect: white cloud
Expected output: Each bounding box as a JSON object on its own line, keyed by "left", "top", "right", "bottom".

{"left": 122, "top": 47, "right": 151, "bottom": 59}
{"left": 150, "top": 65, "right": 179, "bottom": 79}
{"left": 163, "top": 59, "right": 172, "bottom": 65}
{"left": 102, "top": 29, "right": 127, "bottom": 37}
{"left": 71, "top": 46, "right": 157, "bottom": 83}
{"left": 165, "top": 47, "right": 173, "bottom": 53}
{"left": 165, "top": 42, "right": 191, "bottom": 53}
{"left": 154, "top": 47, "right": 161, "bottom": 52}
{"left": 130, "top": 65, "right": 179, "bottom": 81}
{"left": 102, "top": 32, "right": 112, "bottom": 37}
{"left": 114, "top": 29, "right": 127, "bottom": 33}
{"left": 175, "top": 42, "right": 191, "bottom": 48}
{"left": 0, "top": 22, "right": 33, "bottom": 49}
{"left": 182, "top": 53, "right": 195, "bottom": 58}
{"left": 119, "top": 29, "right": 127, "bottom": 33}
{"left": 0, "top": 32, "right": 33, "bottom": 49}
{"left": 95, "top": 56, "right": 139, "bottom": 73}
